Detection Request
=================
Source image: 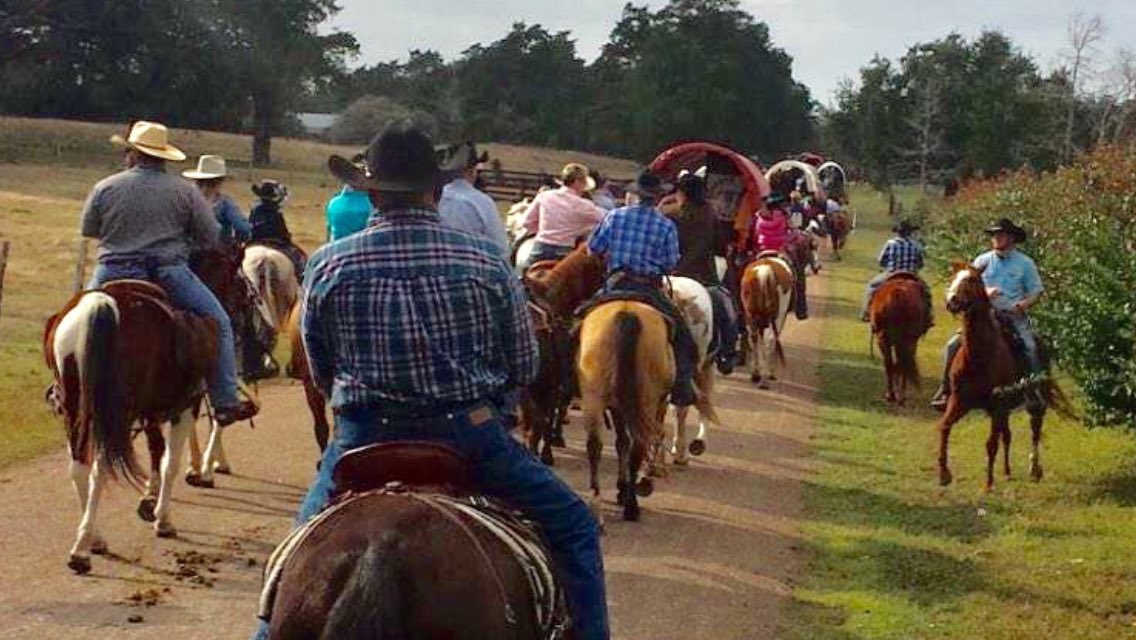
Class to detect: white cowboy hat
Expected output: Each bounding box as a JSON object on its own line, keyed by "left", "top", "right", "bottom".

{"left": 182, "top": 155, "right": 228, "bottom": 180}
{"left": 109, "top": 121, "right": 186, "bottom": 162}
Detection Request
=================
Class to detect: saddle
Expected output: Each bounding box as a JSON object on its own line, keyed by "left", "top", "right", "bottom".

{"left": 332, "top": 441, "right": 474, "bottom": 496}
{"left": 753, "top": 249, "right": 788, "bottom": 262}
{"left": 882, "top": 270, "right": 924, "bottom": 285}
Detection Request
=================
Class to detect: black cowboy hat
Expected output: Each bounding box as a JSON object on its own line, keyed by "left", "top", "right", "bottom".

{"left": 893, "top": 219, "right": 920, "bottom": 235}
{"left": 985, "top": 217, "right": 1028, "bottom": 243}
{"left": 328, "top": 120, "right": 443, "bottom": 193}
{"left": 251, "top": 179, "right": 287, "bottom": 203}
{"left": 627, "top": 170, "right": 674, "bottom": 198}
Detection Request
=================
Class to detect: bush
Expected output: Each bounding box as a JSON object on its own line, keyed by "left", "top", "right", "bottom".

{"left": 327, "top": 95, "right": 438, "bottom": 145}
{"left": 926, "top": 146, "right": 1136, "bottom": 428}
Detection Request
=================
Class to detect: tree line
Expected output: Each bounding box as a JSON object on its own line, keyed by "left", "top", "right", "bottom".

{"left": 2, "top": 0, "right": 815, "bottom": 164}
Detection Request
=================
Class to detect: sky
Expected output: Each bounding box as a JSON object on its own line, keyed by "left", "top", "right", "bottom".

{"left": 326, "top": 0, "right": 1136, "bottom": 106}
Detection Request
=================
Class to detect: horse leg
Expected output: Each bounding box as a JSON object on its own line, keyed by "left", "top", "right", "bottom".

{"left": 673, "top": 405, "right": 689, "bottom": 466}
{"left": 138, "top": 422, "right": 164, "bottom": 523}
{"left": 613, "top": 413, "right": 630, "bottom": 507}
{"left": 984, "top": 416, "right": 1004, "bottom": 493}
{"left": 937, "top": 398, "right": 965, "bottom": 486}
{"left": 154, "top": 410, "right": 192, "bottom": 538}
{"left": 1001, "top": 420, "right": 1012, "bottom": 479}
{"left": 185, "top": 409, "right": 205, "bottom": 487}
{"left": 879, "top": 335, "right": 897, "bottom": 403}
{"left": 624, "top": 437, "right": 644, "bottom": 522}
{"left": 67, "top": 458, "right": 105, "bottom": 574}
{"left": 583, "top": 408, "right": 605, "bottom": 528}
{"left": 202, "top": 417, "right": 228, "bottom": 478}
{"left": 1029, "top": 409, "right": 1045, "bottom": 482}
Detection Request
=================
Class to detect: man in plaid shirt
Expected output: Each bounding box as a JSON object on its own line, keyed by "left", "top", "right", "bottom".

{"left": 860, "top": 219, "right": 932, "bottom": 322}
{"left": 587, "top": 171, "right": 698, "bottom": 406}
{"left": 253, "top": 122, "right": 609, "bottom": 640}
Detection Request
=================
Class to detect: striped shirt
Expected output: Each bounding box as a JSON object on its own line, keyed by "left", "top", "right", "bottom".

{"left": 588, "top": 203, "right": 679, "bottom": 277}
{"left": 80, "top": 165, "right": 219, "bottom": 262}
{"left": 301, "top": 208, "right": 538, "bottom": 410}
{"left": 878, "top": 236, "right": 925, "bottom": 273}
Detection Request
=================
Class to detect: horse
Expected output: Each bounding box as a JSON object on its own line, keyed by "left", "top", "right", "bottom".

{"left": 263, "top": 443, "right": 567, "bottom": 638}
{"left": 828, "top": 210, "right": 852, "bottom": 260}
{"left": 243, "top": 244, "right": 299, "bottom": 330}
{"left": 284, "top": 302, "right": 331, "bottom": 453}
{"left": 577, "top": 301, "right": 673, "bottom": 523}
{"left": 740, "top": 253, "right": 795, "bottom": 388}
{"left": 43, "top": 280, "right": 218, "bottom": 573}
{"left": 664, "top": 276, "right": 720, "bottom": 465}
{"left": 937, "top": 264, "right": 1073, "bottom": 491}
{"left": 868, "top": 274, "right": 929, "bottom": 406}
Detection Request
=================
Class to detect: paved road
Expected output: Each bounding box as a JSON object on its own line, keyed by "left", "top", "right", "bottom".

{"left": 0, "top": 273, "right": 826, "bottom": 639}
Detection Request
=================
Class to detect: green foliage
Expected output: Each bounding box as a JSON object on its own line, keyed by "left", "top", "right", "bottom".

{"left": 926, "top": 146, "right": 1136, "bottom": 427}
{"left": 327, "top": 95, "right": 437, "bottom": 145}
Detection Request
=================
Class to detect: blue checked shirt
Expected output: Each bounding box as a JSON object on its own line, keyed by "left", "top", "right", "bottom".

{"left": 301, "top": 208, "right": 538, "bottom": 410}
{"left": 878, "top": 236, "right": 925, "bottom": 273}
{"left": 587, "top": 203, "right": 679, "bottom": 277}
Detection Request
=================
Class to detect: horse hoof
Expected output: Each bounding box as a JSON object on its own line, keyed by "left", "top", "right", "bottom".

{"left": 213, "top": 464, "right": 232, "bottom": 475}
{"left": 1030, "top": 466, "right": 1044, "bottom": 482}
{"left": 673, "top": 457, "right": 690, "bottom": 467}
{"left": 768, "top": 375, "right": 778, "bottom": 381}
{"left": 689, "top": 439, "right": 706, "bottom": 456}
{"left": 185, "top": 474, "right": 214, "bottom": 489}
{"left": 91, "top": 539, "right": 109, "bottom": 556}
{"left": 635, "top": 477, "right": 655, "bottom": 498}
{"left": 137, "top": 497, "right": 157, "bottom": 523}
{"left": 155, "top": 523, "right": 178, "bottom": 539}
{"left": 623, "top": 503, "right": 641, "bottom": 522}
{"left": 939, "top": 470, "right": 953, "bottom": 487}
{"left": 540, "top": 451, "right": 555, "bottom": 466}
{"left": 68, "top": 555, "right": 91, "bottom": 575}
{"left": 551, "top": 435, "right": 567, "bottom": 448}
{"left": 750, "top": 373, "right": 762, "bottom": 384}
{"left": 758, "top": 380, "right": 771, "bottom": 390}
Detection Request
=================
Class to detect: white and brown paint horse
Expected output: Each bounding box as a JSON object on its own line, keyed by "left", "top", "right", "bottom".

{"left": 740, "top": 253, "right": 796, "bottom": 388}
{"left": 44, "top": 281, "right": 217, "bottom": 573}
{"left": 242, "top": 244, "right": 299, "bottom": 330}
{"left": 664, "top": 276, "right": 721, "bottom": 466}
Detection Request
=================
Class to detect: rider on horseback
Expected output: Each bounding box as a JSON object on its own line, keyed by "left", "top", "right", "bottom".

{"left": 249, "top": 179, "right": 307, "bottom": 281}
{"left": 930, "top": 217, "right": 1045, "bottom": 411}
{"left": 437, "top": 141, "right": 511, "bottom": 259}
{"left": 860, "top": 219, "right": 932, "bottom": 325}
{"left": 183, "top": 154, "right": 251, "bottom": 251}
{"left": 81, "top": 120, "right": 257, "bottom": 426}
{"left": 750, "top": 192, "right": 810, "bottom": 319}
{"left": 586, "top": 170, "right": 699, "bottom": 407}
{"left": 253, "top": 121, "right": 608, "bottom": 640}
{"left": 520, "top": 163, "right": 607, "bottom": 268}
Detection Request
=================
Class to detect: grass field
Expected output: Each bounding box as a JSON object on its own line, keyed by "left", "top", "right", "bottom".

{"left": 786, "top": 186, "right": 1136, "bottom": 639}
{"left": 0, "top": 117, "right": 637, "bottom": 468}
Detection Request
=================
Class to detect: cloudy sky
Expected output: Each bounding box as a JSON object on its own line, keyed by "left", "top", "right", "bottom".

{"left": 327, "top": 0, "right": 1136, "bottom": 105}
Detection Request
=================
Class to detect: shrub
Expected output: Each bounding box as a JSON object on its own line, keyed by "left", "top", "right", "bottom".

{"left": 327, "top": 95, "right": 438, "bottom": 145}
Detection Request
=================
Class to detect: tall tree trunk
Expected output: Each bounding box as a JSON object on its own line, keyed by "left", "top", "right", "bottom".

{"left": 252, "top": 91, "right": 273, "bottom": 166}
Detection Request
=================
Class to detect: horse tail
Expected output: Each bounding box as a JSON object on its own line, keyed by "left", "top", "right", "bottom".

{"left": 1044, "top": 378, "right": 1078, "bottom": 421}
{"left": 257, "top": 257, "right": 278, "bottom": 328}
{"left": 614, "top": 311, "right": 642, "bottom": 435}
{"left": 896, "top": 330, "right": 921, "bottom": 389}
{"left": 78, "top": 295, "right": 140, "bottom": 486}
{"left": 766, "top": 271, "right": 787, "bottom": 367}
{"left": 321, "top": 533, "right": 406, "bottom": 638}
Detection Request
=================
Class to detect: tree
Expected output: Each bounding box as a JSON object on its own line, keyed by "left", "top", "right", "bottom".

{"left": 1062, "top": 13, "right": 1105, "bottom": 161}
{"left": 328, "top": 95, "right": 437, "bottom": 145}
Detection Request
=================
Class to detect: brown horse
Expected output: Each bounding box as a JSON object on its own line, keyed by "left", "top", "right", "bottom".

{"left": 937, "top": 264, "right": 1073, "bottom": 491}
{"left": 740, "top": 253, "right": 795, "bottom": 388}
{"left": 828, "top": 210, "right": 852, "bottom": 260}
{"left": 577, "top": 301, "right": 673, "bottom": 523}
{"left": 263, "top": 443, "right": 566, "bottom": 639}
{"left": 43, "top": 281, "right": 217, "bottom": 573}
{"left": 869, "top": 274, "right": 929, "bottom": 406}
{"left": 284, "top": 302, "right": 331, "bottom": 452}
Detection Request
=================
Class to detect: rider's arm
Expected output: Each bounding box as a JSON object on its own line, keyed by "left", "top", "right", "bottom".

{"left": 498, "top": 263, "right": 539, "bottom": 387}
{"left": 186, "top": 186, "right": 221, "bottom": 249}
{"left": 1016, "top": 259, "right": 1045, "bottom": 312}
{"left": 877, "top": 241, "right": 891, "bottom": 269}
{"left": 662, "top": 221, "right": 680, "bottom": 272}
{"left": 79, "top": 184, "right": 104, "bottom": 239}
{"left": 586, "top": 213, "right": 612, "bottom": 256}
{"left": 225, "top": 200, "right": 252, "bottom": 242}
{"left": 299, "top": 271, "right": 335, "bottom": 397}
{"left": 521, "top": 194, "right": 542, "bottom": 234}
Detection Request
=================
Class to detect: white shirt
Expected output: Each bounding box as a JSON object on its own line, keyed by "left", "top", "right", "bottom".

{"left": 438, "top": 178, "right": 510, "bottom": 259}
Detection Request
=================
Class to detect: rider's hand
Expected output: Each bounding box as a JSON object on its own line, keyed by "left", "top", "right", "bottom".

{"left": 986, "top": 287, "right": 1002, "bottom": 300}
{"left": 1012, "top": 300, "right": 1030, "bottom": 314}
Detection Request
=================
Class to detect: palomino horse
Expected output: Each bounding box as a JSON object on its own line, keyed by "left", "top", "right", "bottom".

{"left": 284, "top": 302, "right": 331, "bottom": 452}
{"left": 263, "top": 443, "right": 567, "bottom": 638}
{"left": 43, "top": 281, "right": 217, "bottom": 573}
{"left": 938, "top": 264, "right": 1073, "bottom": 491}
{"left": 740, "top": 253, "right": 795, "bottom": 388}
{"left": 577, "top": 301, "right": 673, "bottom": 522}
{"left": 243, "top": 244, "right": 299, "bottom": 330}
{"left": 828, "top": 210, "right": 852, "bottom": 260}
{"left": 664, "top": 276, "right": 721, "bottom": 465}
{"left": 868, "top": 273, "right": 929, "bottom": 406}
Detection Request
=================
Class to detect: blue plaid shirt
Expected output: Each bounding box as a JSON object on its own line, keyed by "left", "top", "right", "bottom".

{"left": 587, "top": 203, "right": 679, "bottom": 277}
{"left": 878, "top": 236, "right": 925, "bottom": 272}
{"left": 301, "top": 208, "right": 538, "bottom": 410}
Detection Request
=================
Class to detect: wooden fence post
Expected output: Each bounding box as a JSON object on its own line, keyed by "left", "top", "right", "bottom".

{"left": 72, "top": 239, "right": 88, "bottom": 294}
{"left": 0, "top": 240, "right": 9, "bottom": 329}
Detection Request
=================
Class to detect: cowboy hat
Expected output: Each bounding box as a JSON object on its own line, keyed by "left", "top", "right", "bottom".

{"left": 559, "top": 163, "right": 597, "bottom": 192}
{"left": 328, "top": 120, "right": 443, "bottom": 193}
{"left": 182, "top": 155, "right": 228, "bottom": 180}
{"left": 893, "top": 219, "right": 920, "bottom": 235}
{"left": 626, "top": 170, "right": 673, "bottom": 198}
{"left": 985, "top": 217, "right": 1028, "bottom": 243}
{"left": 252, "top": 179, "right": 288, "bottom": 204}
{"left": 109, "top": 120, "right": 186, "bottom": 162}
{"left": 437, "top": 141, "right": 489, "bottom": 171}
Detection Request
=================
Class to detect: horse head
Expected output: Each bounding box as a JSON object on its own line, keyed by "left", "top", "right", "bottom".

{"left": 945, "top": 262, "right": 988, "bottom": 314}
{"left": 529, "top": 245, "right": 605, "bottom": 316}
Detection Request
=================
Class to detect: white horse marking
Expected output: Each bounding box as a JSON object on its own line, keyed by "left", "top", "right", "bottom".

{"left": 947, "top": 268, "right": 973, "bottom": 305}
{"left": 666, "top": 277, "right": 719, "bottom": 465}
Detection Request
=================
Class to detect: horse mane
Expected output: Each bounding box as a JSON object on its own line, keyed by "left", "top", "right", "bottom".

{"left": 529, "top": 245, "right": 604, "bottom": 316}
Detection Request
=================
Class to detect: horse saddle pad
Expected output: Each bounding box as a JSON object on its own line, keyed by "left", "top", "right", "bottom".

{"left": 754, "top": 250, "right": 788, "bottom": 262}
{"left": 883, "top": 270, "right": 924, "bottom": 285}
{"left": 332, "top": 441, "right": 475, "bottom": 495}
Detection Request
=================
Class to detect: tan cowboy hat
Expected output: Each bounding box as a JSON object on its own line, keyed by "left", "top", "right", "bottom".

{"left": 110, "top": 121, "right": 186, "bottom": 162}
{"left": 558, "top": 163, "right": 596, "bottom": 192}
{"left": 182, "top": 155, "right": 228, "bottom": 180}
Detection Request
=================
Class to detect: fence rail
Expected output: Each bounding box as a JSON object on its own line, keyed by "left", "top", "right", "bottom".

{"left": 479, "top": 167, "right": 635, "bottom": 203}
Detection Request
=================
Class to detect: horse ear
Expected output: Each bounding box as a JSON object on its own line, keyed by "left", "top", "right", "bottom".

{"left": 949, "top": 261, "right": 969, "bottom": 274}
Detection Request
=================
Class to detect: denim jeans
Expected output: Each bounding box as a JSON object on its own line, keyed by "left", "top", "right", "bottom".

{"left": 89, "top": 258, "right": 240, "bottom": 407}
{"left": 707, "top": 285, "right": 739, "bottom": 358}
{"left": 522, "top": 241, "right": 572, "bottom": 270}
{"left": 940, "top": 313, "right": 1041, "bottom": 390}
{"left": 253, "top": 403, "right": 609, "bottom": 640}
{"left": 861, "top": 272, "right": 889, "bottom": 318}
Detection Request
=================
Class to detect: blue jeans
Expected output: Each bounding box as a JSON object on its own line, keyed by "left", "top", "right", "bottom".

{"left": 254, "top": 404, "right": 609, "bottom": 640}
{"left": 861, "top": 272, "right": 889, "bottom": 318}
{"left": 940, "top": 313, "right": 1041, "bottom": 390}
{"left": 89, "top": 258, "right": 240, "bottom": 407}
{"left": 707, "top": 285, "right": 739, "bottom": 359}
{"left": 522, "top": 241, "right": 572, "bottom": 269}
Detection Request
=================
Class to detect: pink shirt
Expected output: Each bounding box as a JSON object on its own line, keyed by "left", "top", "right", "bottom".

{"left": 751, "top": 209, "right": 789, "bottom": 252}
{"left": 522, "top": 186, "right": 606, "bottom": 247}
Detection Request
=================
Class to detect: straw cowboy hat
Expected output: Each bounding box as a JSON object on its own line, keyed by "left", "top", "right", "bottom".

{"left": 559, "top": 163, "right": 597, "bottom": 192}
{"left": 182, "top": 155, "right": 228, "bottom": 180}
{"left": 328, "top": 121, "right": 445, "bottom": 193}
{"left": 109, "top": 120, "right": 186, "bottom": 162}
{"left": 985, "top": 217, "right": 1028, "bottom": 244}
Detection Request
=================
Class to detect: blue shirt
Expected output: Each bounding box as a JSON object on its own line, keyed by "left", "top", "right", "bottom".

{"left": 437, "top": 178, "right": 510, "bottom": 259}
{"left": 213, "top": 195, "right": 251, "bottom": 246}
{"left": 301, "top": 207, "right": 538, "bottom": 410}
{"left": 878, "top": 236, "right": 924, "bottom": 272}
{"left": 587, "top": 203, "right": 679, "bottom": 277}
{"left": 973, "top": 249, "right": 1044, "bottom": 311}
{"left": 326, "top": 187, "right": 373, "bottom": 241}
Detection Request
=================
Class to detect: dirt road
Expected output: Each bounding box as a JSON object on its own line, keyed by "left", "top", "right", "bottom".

{"left": 0, "top": 274, "right": 825, "bottom": 639}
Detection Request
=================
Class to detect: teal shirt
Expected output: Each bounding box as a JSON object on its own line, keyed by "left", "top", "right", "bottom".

{"left": 326, "top": 188, "right": 374, "bottom": 241}
{"left": 973, "top": 249, "right": 1043, "bottom": 311}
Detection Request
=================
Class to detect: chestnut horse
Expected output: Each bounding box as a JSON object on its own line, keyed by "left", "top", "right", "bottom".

{"left": 868, "top": 274, "right": 929, "bottom": 406}
{"left": 828, "top": 210, "right": 852, "bottom": 260}
{"left": 577, "top": 301, "right": 673, "bottom": 523}
{"left": 740, "top": 254, "right": 795, "bottom": 388}
{"left": 284, "top": 302, "right": 331, "bottom": 452}
{"left": 43, "top": 281, "right": 217, "bottom": 573}
{"left": 938, "top": 264, "right": 1073, "bottom": 491}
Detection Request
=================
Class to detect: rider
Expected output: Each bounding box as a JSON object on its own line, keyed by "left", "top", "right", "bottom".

{"left": 81, "top": 120, "right": 257, "bottom": 426}
{"left": 437, "top": 141, "right": 510, "bottom": 259}
{"left": 325, "top": 153, "right": 374, "bottom": 241}
{"left": 860, "top": 219, "right": 932, "bottom": 325}
{"left": 659, "top": 167, "right": 740, "bottom": 375}
{"left": 182, "top": 154, "right": 250, "bottom": 251}
{"left": 586, "top": 170, "right": 698, "bottom": 407}
{"left": 249, "top": 179, "right": 306, "bottom": 280}
{"left": 750, "top": 192, "right": 809, "bottom": 319}
{"left": 253, "top": 121, "right": 607, "bottom": 639}
{"left": 520, "top": 163, "right": 607, "bottom": 268}
{"left": 930, "top": 217, "right": 1044, "bottom": 411}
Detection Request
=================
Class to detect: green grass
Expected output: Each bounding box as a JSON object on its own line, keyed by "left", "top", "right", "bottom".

{"left": 786, "top": 186, "right": 1136, "bottom": 639}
